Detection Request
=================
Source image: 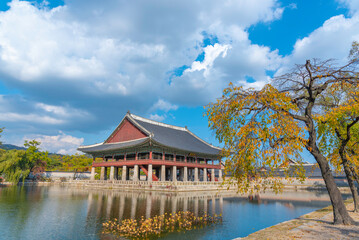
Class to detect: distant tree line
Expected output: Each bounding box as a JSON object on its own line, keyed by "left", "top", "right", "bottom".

{"left": 0, "top": 129, "right": 92, "bottom": 184}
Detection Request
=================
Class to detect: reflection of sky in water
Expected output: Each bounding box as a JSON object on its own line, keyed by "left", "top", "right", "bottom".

{"left": 0, "top": 186, "right": 349, "bottom": 240}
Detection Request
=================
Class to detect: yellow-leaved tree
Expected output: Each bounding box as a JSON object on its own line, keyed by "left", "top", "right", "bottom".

{"left": 317, "top": 81, "right": 359, "bottom": 212}
{"left": 206, "top": 57, "right": 358, "bottom": 225}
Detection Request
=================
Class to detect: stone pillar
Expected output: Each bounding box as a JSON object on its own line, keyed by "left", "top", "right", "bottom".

{"left": 194, "top": 167, "right": 199, "bottom": 181}
{"left": 109, "top": 166, "right": 115, "bottom": 180}
{"left": 133, "top": 165, "right": 139, "bottom": 181}
{"left": 219, "top": 169, "right": 223, "bottom": 182}
{"left": 183, "top": 166, "right": 188, "bottom": 182}
{"left": 211, "top": 169, "right": 215, "bottom": 182}
{"left": 148, "top": 164, "right": 153, "bottom": 182}
{"left": 203, "top": 168, "right": 207, "bottom": 182}
{"left": 161, "top": 165, "right": 166, "bottom": 181}
{"left": 100, "top": 167, "right": 105, "bottom": 180}
{"left": 90, "top": 167, "right": 95, "bottom": 180}
{"left": 122, "top": 166, "right": 127, "bottom": 181}
{"left": 172, "top": 166, "right": 177, "bottom": 182}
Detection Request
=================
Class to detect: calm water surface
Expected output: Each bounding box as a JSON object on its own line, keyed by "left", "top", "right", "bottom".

{"left": 0, "top": 185, "right": 344, "bottom": 240}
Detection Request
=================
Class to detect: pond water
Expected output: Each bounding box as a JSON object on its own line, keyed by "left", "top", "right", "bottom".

{"left": 0, "top": 185, "right": 347, "bottom": 240}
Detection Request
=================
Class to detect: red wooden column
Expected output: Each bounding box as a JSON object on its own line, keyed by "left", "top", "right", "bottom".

{"left": 124, "top": 153, "right": 126, "bottom": 161}
{"left": 162, "top": 151, "right": 165, "bottom": 161}
{"left": 149, "top": 151, "right": 153, "bottom": 160}
{"left": 135, "top": 152, "right": 138, "bottom": 161}
{"left": 174, "top": 153, "right": 176, "bottom": 162}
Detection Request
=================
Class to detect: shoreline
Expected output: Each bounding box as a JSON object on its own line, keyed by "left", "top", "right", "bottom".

{"left": 236, "top": 199, "right": 359, "bottom": 239}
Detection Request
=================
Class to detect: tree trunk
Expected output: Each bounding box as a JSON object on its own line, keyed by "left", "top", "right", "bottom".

{"left": 348, "top": 152, "right": 359, "bottom": 188}
{"left": 350, "top": 166, "right": 359, "bottom": 186}
{"left": 337, "top": 133, "right": 359, "bottom": 212}
{"left": 310, "top": 146, "right": 354, "bottom": 225}
{"left": 342, "top": 158, "right": 359, "bottom": 212}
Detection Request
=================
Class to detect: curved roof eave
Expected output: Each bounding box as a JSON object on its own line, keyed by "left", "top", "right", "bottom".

{"left": 78, "top": 137, "right": 150, "bottom": 154}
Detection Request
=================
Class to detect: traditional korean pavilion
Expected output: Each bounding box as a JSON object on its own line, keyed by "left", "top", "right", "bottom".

{"left": 78, "top": 112, "right": 223, "bottom": 182}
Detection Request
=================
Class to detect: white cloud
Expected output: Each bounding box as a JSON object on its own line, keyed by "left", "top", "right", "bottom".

{"left": 151, "top": 99, "right": 178, "bottom": 112}
{"left": 0, "top": 95, "right": 90, "bottom": 125}
{"left": 23, "top": 131, "right": 84, "bottom": 155}
{"left": 149, "top": 114, "right": 165, "bottom": 122}
{"left": 167, "top": 27, "right": 283, "bottom": 105}
{"left": 338, "top": 0, "right": 359, "bottom": 14}
{"left": 185, "top": 43, "right": 231, "bottom": 77}
{"left": 0, "top": 0, "right": 286, "bottom": 138}
{"left": 36, "top": 103, "right": 67, "bottom": 116}
{"left": 236, "top": 77, "right": 271, "bottom": 90}
{"left": 279, "top": 13, "right": 359, "bottom": 75}
{"left": 0, "top": 112, "right": 64, "bottom": 124}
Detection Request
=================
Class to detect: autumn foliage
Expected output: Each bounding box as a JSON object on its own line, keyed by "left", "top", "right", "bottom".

{"left": 206, "top": 84, "right": 307, "bottom": 193}
{"left": 206, "top": 56, "right": 359, "bottom": 224}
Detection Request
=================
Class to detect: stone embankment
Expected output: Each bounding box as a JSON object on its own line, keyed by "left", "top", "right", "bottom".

{"left": 64, "top": 180, "right": 230, "bottom": 192}
{"left": 1, "top": 177, "right": 352, "bottom": 193}
{"left": 1, "top": 180, "right": 230, "bottom": 192}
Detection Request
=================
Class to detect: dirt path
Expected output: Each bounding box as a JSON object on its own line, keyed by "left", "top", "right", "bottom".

{"left": 238, "top": 200, "right": 359, "bottom": 239}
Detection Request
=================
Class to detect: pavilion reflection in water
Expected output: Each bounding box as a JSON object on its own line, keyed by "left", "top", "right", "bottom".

{"left": 79, "top": 187, "right": 338, "bottom": 227}
{"left": 86, "top": 190, "right": 224, "bottom": 220}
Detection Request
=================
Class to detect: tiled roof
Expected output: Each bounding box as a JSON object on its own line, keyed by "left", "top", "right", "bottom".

{"left": 78, "top": 113, "right": 221, "bottom": 156}
{"left": 131, "top": 114, "right": 221, "bottom": 155}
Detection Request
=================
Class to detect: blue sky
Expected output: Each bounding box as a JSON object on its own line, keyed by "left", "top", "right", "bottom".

{"left": 0, "top": 0, "right": 358, "bottom": 156}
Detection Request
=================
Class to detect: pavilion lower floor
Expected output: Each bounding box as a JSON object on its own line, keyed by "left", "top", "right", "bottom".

{"left": 90, "top": 164, "right": 223, "bottom": 182}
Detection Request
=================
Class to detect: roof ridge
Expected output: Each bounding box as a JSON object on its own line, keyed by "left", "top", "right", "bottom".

{"left": 130, "top": 113, "right": 187, "bottom": 131}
